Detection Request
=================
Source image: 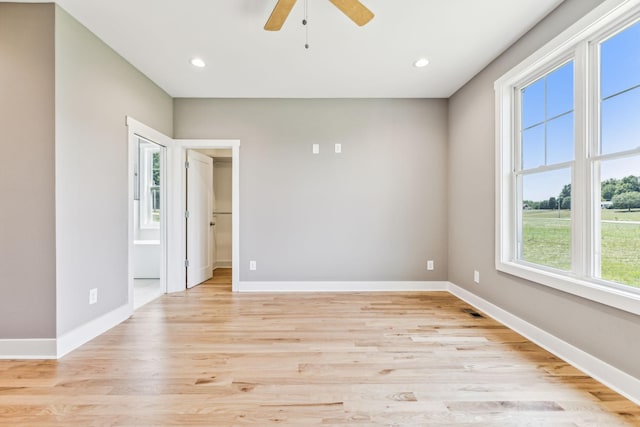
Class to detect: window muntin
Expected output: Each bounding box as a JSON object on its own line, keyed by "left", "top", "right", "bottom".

{"left": 599, "top": 20, "right": 640, "bottom": 155}
{"left": 520, "top": 62, "right": 574, "bottom": 170}
{"left": 601, "top": 87, "right": 640, "bottom": 155}
{"left": 600, "top": 20, "right": 640, "bottom": 100}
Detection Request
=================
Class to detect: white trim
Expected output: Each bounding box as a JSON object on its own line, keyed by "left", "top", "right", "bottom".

{"left": 126, "top": 117, "right": 172, "bottom": 312}
{"left": 170, "top": 139, "right": 240, "bottom": 293}
{"left": 0, "top": 339, "right": 57, "bottom": 359}
{"left": 237, "top": 281, "right": 449, "bottom": 293}
{"left": 447, "top": 282, "right": 640, "bottom": 406}
{"left": 56, "top": 303, "right": 131, "bottom": 358}
{"left": 494, "top": 0, "right": 640, "bottom": 89}
{"left": 494, "top": 0, "right": 640, "bottom": 316}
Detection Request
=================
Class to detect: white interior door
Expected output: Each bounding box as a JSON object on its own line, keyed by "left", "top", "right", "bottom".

{"left": 186, "top": 150, "right": 213, "bottom": 288}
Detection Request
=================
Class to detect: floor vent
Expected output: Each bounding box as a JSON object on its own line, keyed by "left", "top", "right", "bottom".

{"left": 462, "top": 308, "right": 485, "bottom": 318}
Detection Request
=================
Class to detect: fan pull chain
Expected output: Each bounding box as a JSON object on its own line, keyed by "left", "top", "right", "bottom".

{"left": 303, "top": 0, "right": 309, "bottom": 49}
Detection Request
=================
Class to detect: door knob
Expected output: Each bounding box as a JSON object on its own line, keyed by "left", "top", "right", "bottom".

{"left": 210, "top": 222, "right": 215, "bottom": 226}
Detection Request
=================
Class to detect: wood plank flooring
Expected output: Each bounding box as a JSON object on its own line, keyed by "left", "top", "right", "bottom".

{"left": 1, "top": 269, "right": 639, "bottom": 426}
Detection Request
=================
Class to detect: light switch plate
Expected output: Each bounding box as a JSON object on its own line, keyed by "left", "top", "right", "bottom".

{"left": 312, "top": 144, "right": 319, "bottom": 154}
{"left": 335, "top": 143, "right": 342, "bottom": 153}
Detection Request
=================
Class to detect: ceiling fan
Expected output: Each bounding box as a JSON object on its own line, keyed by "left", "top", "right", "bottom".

{"left": 264, "top": 0, "right": 374, "bottom": 31}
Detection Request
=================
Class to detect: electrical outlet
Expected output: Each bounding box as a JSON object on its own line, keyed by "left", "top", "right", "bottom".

{"left": 249, "top": 260, "right": 257, "bottom": 271}
{"left": 312, "top": 144, "right": 319, "bottom": 154}
{"left": 89, "top": 288, "right": 98, "bottom": 304}
{"left": 474, "top": 270, "right": 480, "bottom": 284}
{"left": 427, "top": 260, "right": 434, "bottom": 271}
{"left": 335, "top": 143, "right": 342, "bottom": 153}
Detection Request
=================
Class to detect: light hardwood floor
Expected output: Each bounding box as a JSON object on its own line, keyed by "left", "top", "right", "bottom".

{"left": 1, "top": 269, "right": 638, "bottom": 426}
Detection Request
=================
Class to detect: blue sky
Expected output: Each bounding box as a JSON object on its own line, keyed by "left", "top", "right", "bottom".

{"left": 521, "top": 20, "right": 639, "bottom": 202}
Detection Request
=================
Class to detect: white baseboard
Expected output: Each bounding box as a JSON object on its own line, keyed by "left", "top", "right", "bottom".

{"left": 238, "top": 281, "right": 449, "bottom": 292}
{"left": 56, "top": 304, "right": 132, "bottom": 358}
{"left": 447, "top": 282, "right": 640, "bottom": 406}
{"left": 0, "top": 338, "right": 57, "bottom": 359}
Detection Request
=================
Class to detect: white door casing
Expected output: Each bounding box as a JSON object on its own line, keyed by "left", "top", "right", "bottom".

{"left": 128, "top": 118, "right": 241, "bottom": 295}
{"left": 126, "top": 117, "right": 171, "bottom": 313}
{"left": 186, "top": 150, "right": 213, "bottom": 288}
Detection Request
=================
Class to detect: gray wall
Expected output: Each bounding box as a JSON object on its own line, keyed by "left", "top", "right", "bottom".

{"left": 0, "top": 4, "right": 56, "bottom": 339}
{"left": 55, "top": 7, "right": 173, "bottom": 335}
{"left": 175, "top": 99, "right": 448, "bottom": 283}
{"left": 448, "top": 0, "right": 640, "bottom": 379}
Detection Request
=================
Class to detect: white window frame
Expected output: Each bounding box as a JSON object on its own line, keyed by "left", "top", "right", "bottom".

{"left": 495, "top": 0, "right": 640, "bottom": 316}
{"left": 139, "top": 142, "right": 161, "bottom": 230}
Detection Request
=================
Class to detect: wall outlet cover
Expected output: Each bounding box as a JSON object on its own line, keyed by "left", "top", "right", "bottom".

{"left": 89, "top": 288, "right": 98, "bottom": 304}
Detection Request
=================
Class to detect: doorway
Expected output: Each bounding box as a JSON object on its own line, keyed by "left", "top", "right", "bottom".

{"left": 127, "top": 117, "right": 240, "bottom": 297}
{"left": 168, "top": 139, "right": 240, "bottom": 293}
{"left": 132, "top": 137, "right": 165, "bottom": 308}
{"left": 127, "top": 118, "right": 171, "bottom": 312}
{"left": 186, "top": 149, "right": 233, "bottom": 289}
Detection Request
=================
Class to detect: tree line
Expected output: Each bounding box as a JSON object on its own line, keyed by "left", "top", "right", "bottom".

{"left": 524, "top": 175, "right": 640, "bottom": 211}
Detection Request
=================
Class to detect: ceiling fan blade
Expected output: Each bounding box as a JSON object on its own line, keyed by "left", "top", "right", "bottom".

{"left": 328, "top": 0, "right": 374, "bottom": 26}
{"left": 265, "top": 0, "right": 298, "bottom": 31}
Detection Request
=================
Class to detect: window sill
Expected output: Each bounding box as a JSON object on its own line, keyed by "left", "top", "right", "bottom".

{"left": 496, "top": 260, "right": 640, "bottom": 316}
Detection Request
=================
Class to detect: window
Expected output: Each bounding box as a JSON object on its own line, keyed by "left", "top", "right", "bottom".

{"left": 138, "top": 139, "right": 161, "bottom": 229}
{"left": 496, "top": 1, "right": 640, "bottom": 315}
{"left": 518, "top": 62, "right": 574, "bottom": 272}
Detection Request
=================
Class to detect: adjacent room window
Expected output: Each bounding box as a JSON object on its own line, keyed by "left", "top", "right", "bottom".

{"left": 496, "top": 3, "right": 640, "bottom": 314}
{"left": 139, "top": 139, "right": 161, "bottom": 229}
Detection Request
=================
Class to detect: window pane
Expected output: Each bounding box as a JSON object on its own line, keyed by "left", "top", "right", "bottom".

{"left": 547, "top": 113, "right": 574, "bottom": 165}
{"left": 520, "top": 61, "right": 575, "bottom": 170}
{"left": 598, "top": 157, "right": 640, "bottom": 288}
{"left": 522, "top": 124, "right": 545, "bottom": 169}
{"left": 522, "top": 79, "right": 545, "bottom": 128}
{"left": 601, "top": 20, "right": 640, "bottom": 99}
{"left": 520, "top": 168, "right": 572, "bottom": 271}
{"left": 547, "top": 62, "right": 574, "bottom": 118}
{"left": 601, "top": 87, "right": 640, "bottom": 154}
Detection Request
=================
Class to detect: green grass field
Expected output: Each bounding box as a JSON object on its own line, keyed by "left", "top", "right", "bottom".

{"left": 522, "top": 209, "right": 640, "bottom": 288}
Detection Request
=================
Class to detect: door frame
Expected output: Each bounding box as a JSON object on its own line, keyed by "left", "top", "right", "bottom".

{"left": 127, "top": 118, "right": 240, "bottom": 296}
{"left": 171, "top": 139, "right": 240, "bottom": 293}
{"left": 126, "top": 117, "right": 172, "bottom": 313}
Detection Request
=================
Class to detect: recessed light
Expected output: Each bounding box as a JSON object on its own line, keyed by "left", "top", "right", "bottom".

{"left": 190, "top": 57, "right": 206, "bottom": 68}
{"left": 413, "top": 58, "right": 430, "bottom": 68}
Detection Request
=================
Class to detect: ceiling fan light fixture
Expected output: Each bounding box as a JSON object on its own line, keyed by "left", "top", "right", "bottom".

{"left": 413, "top": 58, "right": 430, "bottom": 68}
{"left": 190, "top": 57, "right": 206, "bottom": 68}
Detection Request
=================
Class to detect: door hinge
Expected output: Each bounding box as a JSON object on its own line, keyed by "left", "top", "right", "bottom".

{"left": 185, "top": 259, "right": 190, "bottom": 268}
{"left": 185, "top": 161, "right": 190, "bottom": 169}
{"left": 185, "top": 210, "right": 190, "bottom": 219}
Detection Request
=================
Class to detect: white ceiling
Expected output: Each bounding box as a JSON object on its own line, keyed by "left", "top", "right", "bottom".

{"left": 32, "top": 0, "right": 564, "bottom": 98}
